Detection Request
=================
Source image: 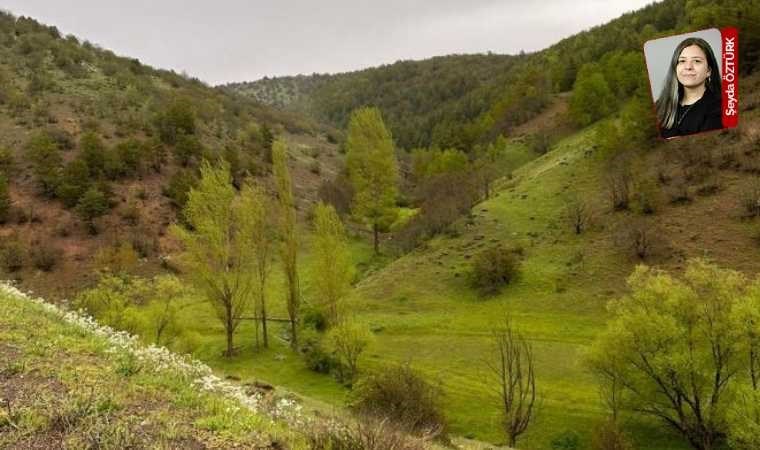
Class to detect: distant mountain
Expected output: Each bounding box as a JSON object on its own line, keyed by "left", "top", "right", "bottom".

{"left": 226, "top": 0, "right": 759, "bottom": 152}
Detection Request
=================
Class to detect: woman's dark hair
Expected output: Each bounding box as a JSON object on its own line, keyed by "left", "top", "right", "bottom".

{"left": 655, "top": 37, "right": 721, "bottom": 130}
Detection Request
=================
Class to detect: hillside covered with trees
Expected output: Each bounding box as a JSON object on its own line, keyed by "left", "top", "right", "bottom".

{"left": 2, "top": 1, "right": 760, "bottom": 449}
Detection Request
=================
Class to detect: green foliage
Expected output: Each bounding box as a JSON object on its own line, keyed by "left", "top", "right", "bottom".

{"left": 173, "top": 133, "right": 204, "bottom": 167}
{"left": 171, "top": 160, "right": 261, "bottom": 357}
{"left": 569, "top": 64, "right": 615, "bottom": 127}
{"left": 164, "top": 168, "right": 198, "bottom": 214}
{"left": 94, "top": 242, "right": 139, "bottom": 274}
{"left": 79, "top": 132, "right": 107, "bottom": 178}
{"left": 76, "top": 186, "right": 110, "bottom": 233}
{"left": 56, "top": 158, "right": 91, "bottom": 208}
{"left": 144, "top": 275, "right": 188, "bottom": 346}
{"left": 154, "top": 97, "right": 196, "bottom": 145}
{"left": 589, "top": 259, "right": 760, "bottom": 450}
{"left": 551, "top": 431, "right": 580, "bottom": 450}
{"left": 29, "top": 240, "right": 62, "bottom": 272}
{"left": 411, "top": 147, "right": 469, "bottom": 181}
{"left": 25, "top": 132, "right": 62, "bottom": 196}
{"left": 73, "top": 275, "right": 149, "bottom": 333}
{"left": 272, "top": 139, "right": 300, "bottom": 347}
{"left": 324, "top": 318, "right": 373, "bottom": 384}
{"left": 345, "top": 107, "right": 399, "bottom": 254}
{"left": 727, "top": 387, "right": 760, "bottom": 450}
{"left": 470, "top": 246, "right": 520, "bottom": 297}
{"left": 311, "top": 202, "right": 354, "bottom": 326}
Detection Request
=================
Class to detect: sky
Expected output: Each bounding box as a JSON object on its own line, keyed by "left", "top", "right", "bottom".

{"left": 1, "top": 0, "right": 656, "bottom": 85}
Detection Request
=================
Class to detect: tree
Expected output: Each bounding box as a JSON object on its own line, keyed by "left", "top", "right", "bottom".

{"left": 26, "top": 132, "right": 62, "bottom": 196}
{"left": 325, "top": 318, "right": 372, "bottom": 384}
{"left": 311, "top": 202, "right": 354, "bottom": 326}
{"left": 145, "top": 275, "right": 187, "bottom": 346}
{"left": 487, "top": 315, "right": 537, "bottom": 447}
{"left": 238, "top": 180, "right": 274, "bottom": 349}
{"left": 76, "top": 186, "right": 110, "bottom": 234}
{"left": 171, "top": 160, "right": 257, "bottom": 357}
{"left": 80, "top": 131, "right": 106, "bottom": 177}
{"left": 272, "top": 139, "right": 300, "bottom": 348}
{"left": 345, "top": 107, "right": 399, "bottom": 254}
{"left": 569, "top": 63, "right": 615, "bottom": 127}
{"left": 588, "top": 259, "right": 759, "bottom": 450}
{"left": 565, "top": 194, "right": 591, "bottom": 235}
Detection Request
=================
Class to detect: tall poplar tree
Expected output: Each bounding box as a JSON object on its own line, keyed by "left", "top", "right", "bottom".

{"left": 272, "top": 139, "right": 300, "bottom": 348}
{"left": 171, "top": 160, "right": 257, "bottom": 357}
{"left": 345, "top": 107, "right": 399, "bottom": 254}
{"left": 311, "top": 202, "right": 354, "bottom": 326}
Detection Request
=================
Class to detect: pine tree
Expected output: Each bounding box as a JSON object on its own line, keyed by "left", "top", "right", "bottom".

{"left": 345, "top": 107, "right": 399, "bottom": 254}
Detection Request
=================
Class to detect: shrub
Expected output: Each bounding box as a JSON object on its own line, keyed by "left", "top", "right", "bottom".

{"left": 551, "top": 430, "right": 581, "bottom": 450}
{"left": 306, "top": 414, "right": 430, "bottom": 450}
{"left": 76, "top": 186, "right": 110, "bottom": 233}
{"left": 324, "top": 319, "right": 373, "bottom": 384}
{"left": 30, "top": 241, "right": 63, "bottom": 272}
{"left": 0, "top": 239, "right": 24, "bottom": 272}
{"left": 300, "top": 331, "right": 339, "bottom": 375}
{"left": 591, "top": 420, "right": 633, "bottom": 450}
{"left": 352, "top": 364, "right": 446, "bottom": 436}
{"left": 0, "top": 147, "right": 14, "bottom": 173}
{"left": 470, "top": 246, "right": 520, "bottom": 296}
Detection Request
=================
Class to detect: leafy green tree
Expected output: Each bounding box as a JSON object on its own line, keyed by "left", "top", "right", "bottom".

{"left": 569, "top": 64, "right": 615, "bottom": 127}
{"left": 272, "top": 139, "right": 300, "bottom": 348}
{"left": 325, "top": 317, "right": 373, "bottom": 384}
{"left": 173, "top": 132, "right": 204, "bottom": 167}
{"left": 145, "top": 275, "right": 188, "bottom": 346}
{"left": 56, "top": 158, "right": 91, "bottom": 208}
{"left": 260, "top": 123, "right": 274, "bottom": 163}
{"left": 26, "top": 132, "right": 62, "bottom": 196}
{"left": 0, "top": 174, "right": 10, "bottom": 223}
{"left": 155, "top": 97, "right": 196, "bottom": 145}
{"left": 76, "top": 186, "right": 110, "bottom": 233}
{"left": 345, "top": 107, "right": 399, "bottom": 254}
{"left": 171, "top": 160, "right": 258, "bottom": 357}
{"left": 238, "top": 180, "right": 274, "bottom": 349}
{"left": 727, "top": 387, "right": 760, "bottom": 450}
{"left": 311, "top": 202, "right": 354, "bottom": 326}
{"left": 589, "top": 259, "right": 758, "bottom": 450}
{"left": 80, "top": 131, "right": 107, "bottom": 178}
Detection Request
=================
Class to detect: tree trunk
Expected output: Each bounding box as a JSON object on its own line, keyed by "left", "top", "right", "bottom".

{"left": 261, "top": 296, "right": 269, "bottom": 348}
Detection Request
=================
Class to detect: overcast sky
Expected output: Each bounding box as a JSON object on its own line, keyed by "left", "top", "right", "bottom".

{"left": 2, "top": 0, "right": 655, "bottom": 85}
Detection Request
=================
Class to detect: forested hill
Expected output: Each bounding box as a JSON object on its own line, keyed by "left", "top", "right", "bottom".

{"left": 225, "top": 0, "right": 759, "bottom": 152}
{"left": 0, "top": 11, "right": 337, "bottom": 298}
{"left": 222, "top": 53, "right": 519, "bottom": 150}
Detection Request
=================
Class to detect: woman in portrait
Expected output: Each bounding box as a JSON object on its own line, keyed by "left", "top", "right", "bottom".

{"left": 655, "top": 37, "right": 722, "bottom": 139}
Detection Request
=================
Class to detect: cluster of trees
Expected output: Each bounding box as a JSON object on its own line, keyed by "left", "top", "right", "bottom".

{"left": 589, "top": 259, "right": 760, "bottom": 450}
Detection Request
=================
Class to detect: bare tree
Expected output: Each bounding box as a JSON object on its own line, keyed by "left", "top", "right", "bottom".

{"left": 565, "top": 195, "right": 591, "bottom": 235}
{"left": 487, "top": 315, "right": 538, "bottom": 447}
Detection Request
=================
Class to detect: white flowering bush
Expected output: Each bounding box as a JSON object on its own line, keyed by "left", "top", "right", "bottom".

{"left": 0, "top": 281, "right": 305, "bottom": 426}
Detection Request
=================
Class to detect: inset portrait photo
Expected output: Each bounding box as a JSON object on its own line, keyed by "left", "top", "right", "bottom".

{"left": 644, "top": 28, "right": 739, "bottom": 140}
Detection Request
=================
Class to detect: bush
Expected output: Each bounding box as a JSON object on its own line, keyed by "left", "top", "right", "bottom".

{"left": 740, "top": 178, "right": 760, "bottom": 218}
{"left": 352, "top": 364, "right": 446, "bottom": 436}
{"left": 551, "top": 430, "right": 581, "bottom": 450}
{"left": 306, "top": 414, "right": 430, "bottom": 450}
{"left": 470, "top": 246, "right": 520, "bottom": 296}
{"left": 591, "top": 420, "right": 633, "bottom": 450}
{"left": 30, "top": 241, "right": 63, "bottom": 272}
{"left": 0, "top": 147, "right": 14, "bottom": 173}
{"left": 300, "top": 331, "right": 339, "bottom": 375}
{"left": 324, "top": 319, "right": 373, "bottom": 384}
{"left": 0, "top": 239, "right": 24, "bottom": 272}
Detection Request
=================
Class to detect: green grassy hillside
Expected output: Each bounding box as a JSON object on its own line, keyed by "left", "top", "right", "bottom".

{"left": 0, "top": 282, "right": 310, "bottom": 449}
